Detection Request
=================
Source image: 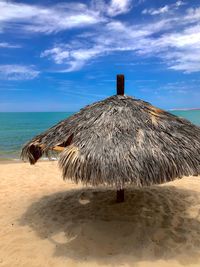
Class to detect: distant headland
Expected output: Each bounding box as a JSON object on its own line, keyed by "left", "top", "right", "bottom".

{"left": 169, "top": 108, "right": 200, "bottom": 111}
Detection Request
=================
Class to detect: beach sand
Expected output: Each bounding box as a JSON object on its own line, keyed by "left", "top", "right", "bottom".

{"left": 1, "top": 161, "right": 200, "bottom": 267}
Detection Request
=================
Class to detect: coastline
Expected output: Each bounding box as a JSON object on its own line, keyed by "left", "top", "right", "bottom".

{"left": 1, "top": 110, "right": 200, "bottom": 161}
{"left": 0, "top": 157, "right": 58, "bottom": 164}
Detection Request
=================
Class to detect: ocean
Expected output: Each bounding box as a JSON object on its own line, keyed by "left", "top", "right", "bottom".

{"left": 0, "top": 112, "right": 73, "bottom": 160}
{"left": 0, "top": 110, "right": 200, "bottom": 160}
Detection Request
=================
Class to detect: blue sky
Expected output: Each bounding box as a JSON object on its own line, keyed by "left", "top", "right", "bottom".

{"left": 0, "top": 0, "right": 200, "bottom": 111}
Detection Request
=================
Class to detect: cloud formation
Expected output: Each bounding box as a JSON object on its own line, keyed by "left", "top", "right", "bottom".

{"left": 0, "top": 65, "right": 39, "bottom": 80}
{"left": 42, "top": 7, "right": 200, "bottom": 73}
{"left": 91, "top": 0, "right": 132, "bottom": 16}
{"left": 0, "top": 0, "right": 134, "bottom": 34}
{"left": 107, "top": 0, "right": 132, "bottom": 16}
{"left": 0, "top": 42, "right": 21, "bottom": 48}
{"left": 142, "top": 1, "right": 185, "bottom": 15}
{"left": 0, "top": 1, "right": 103, "bottom": 33}
{"left": 1, "top": 0, "right": 200, "bottom": 74}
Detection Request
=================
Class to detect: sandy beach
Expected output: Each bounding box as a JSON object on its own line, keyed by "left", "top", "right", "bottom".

{"left": 0, "top": 161, "right": 200, "bottom": 267}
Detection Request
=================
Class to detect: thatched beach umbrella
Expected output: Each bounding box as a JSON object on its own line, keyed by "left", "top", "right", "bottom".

{"left": 21, "top": 75, "right": 200, "bottom": 202}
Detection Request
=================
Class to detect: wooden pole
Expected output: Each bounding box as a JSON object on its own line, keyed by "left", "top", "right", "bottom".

{"left": 117, "top": 74, "right": 124, "bottom": 95}
{"left": 116, "top": 74, "right": 125, "bottom": 202}
{"left": 116, "top": 189, "right": 124, "bottom": 203}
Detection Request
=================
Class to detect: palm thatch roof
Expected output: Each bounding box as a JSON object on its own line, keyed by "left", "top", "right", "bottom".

{"left": 21, "top": 75, "right": 200, "bottom": 190}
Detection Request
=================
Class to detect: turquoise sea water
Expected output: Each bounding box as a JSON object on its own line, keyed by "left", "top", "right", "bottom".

{"left": 0, "top": 112, "right": 73, "bottom": 160}
{"left": 0, "top": 110, "right": 200, "bottom": 160}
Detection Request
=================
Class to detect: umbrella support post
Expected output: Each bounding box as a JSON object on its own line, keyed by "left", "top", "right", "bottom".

{"left": 116, "top": 189, "right": 124, "bottom": 203}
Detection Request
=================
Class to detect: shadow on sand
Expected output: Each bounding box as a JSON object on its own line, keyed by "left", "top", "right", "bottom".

{"left": 19, "top": 185, "right": 200, "bottom": 265}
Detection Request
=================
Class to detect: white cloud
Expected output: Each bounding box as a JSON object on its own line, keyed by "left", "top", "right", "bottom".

{"left": 176, "top": 1, "right": 185, "bottom": 7}
{"left": 142, "top": 6, "right": 169, "bottom": 15}
{"left": 185, "top": 7, "right": 200, "bottom": 22}
{"left": 41, "top": 18, "right": 174, "bottom": 71}
{"left": 0, "top": 0, "right": 133, "bottom": 35}
{"left": 41, "top": 47, "right": 70, "bottom": 64}
{"left": 3, "top": 0, "right": 198, "bottom": 74}
{"left": 91, "top": 0, "right": 132, "bottom": 17}
{"left": 161, "top": 48, "right": 200, "bottom": 73}
{"left": 107, "top": 0, "right": 132, "bottom": 16}
{"left": 169, "top": 61, "right": 200, "bottom": 73}
{"left": 0, "top": 65, "right": 40, "bottom": 80}
{"left": 0, "top": 42, "right": 21, "bottom": 48}
{"left": 143, "top": 24, "right": 200, "bottom": 72}
{"left": 0, "top": 1, "right": 103, "bottom": 33}
{"left": 41, "top": 4, "right": 200, "bottom": 73}
{"left": 142, "top": 1, "right": 185, "bottom": 15}
{"left": 41, "top": 45, "right": 104, "bottom": 71}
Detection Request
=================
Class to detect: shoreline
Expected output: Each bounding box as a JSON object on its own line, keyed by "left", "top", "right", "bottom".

{"left": 0, "top": 158, "right": 58, "bottom": 164}
{"left": 0, "top": 110, "right": 199, "bottom": 165}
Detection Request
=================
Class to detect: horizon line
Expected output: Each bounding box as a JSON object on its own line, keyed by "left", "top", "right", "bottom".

{"left": 1, "top": 108, "right": 200, "bottom": 113}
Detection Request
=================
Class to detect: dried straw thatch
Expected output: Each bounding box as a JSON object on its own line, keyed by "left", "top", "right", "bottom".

{"left": 21, "top": 76, "right": 200, "bottom": 193}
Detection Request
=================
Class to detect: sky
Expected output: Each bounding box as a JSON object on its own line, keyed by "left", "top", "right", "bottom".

{"left": 0, "top": 0, "right": 200, "bottom": 111}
